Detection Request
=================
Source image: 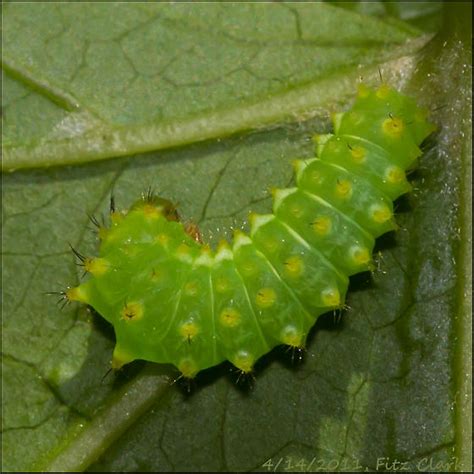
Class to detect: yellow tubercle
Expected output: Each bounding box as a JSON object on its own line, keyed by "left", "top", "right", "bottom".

{"left": 382, "top": 117, "right": 404, "bottom": 138}
{"left": 335, "top": 179, "right": 352, "bottom": 198}
{"left": 311, "top": 216, "right": 332, "bottom": 236}
{"left": 121, "top": 301, "right": 144, "bottom": 322}
{"left": 350, "top": 145, "right": 367, "bottom": 163}
{"left": 284, "top": 256, "right": 304, "bottom": 278}
{"left": 141, "top": 203, "right": 161, "bottom": 219}
{"left": 322, "top": 287, "right": 341, "bottom": 307}
{"left": 350, "top": 245, "right": 371, "bottom": 266}
{"left": 178, "top": 358, "right": 199, "bottom": 378}
{"left": 371, "top": 204, "right": 392, "bottom": 224}
{"left": 385, "top": 166, "right": 405, "bottom": 184}
{"left": 84, "top": 257, "right": 109, "bottom": 276}
{"left": 281, "top": 325, "right": 303, "bottom": 347}
{"left": 256, "top": 287, "right": 277, "bottom": 309}
{"left": 233, "top": 350, "right": 254, "bottom": 373}
{"left": 179, "top": 321, "right": 200, "bottom": 341}
{"left": 219, "top": 308, "right": 241, "bottom": 328}
{"left": 66, "top": 285, "right": 89, "bottom": 303}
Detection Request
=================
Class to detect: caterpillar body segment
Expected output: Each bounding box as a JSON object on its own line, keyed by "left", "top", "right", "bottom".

{"left": 65, "top": 85, "right": 436, "bottom": 378}
{"left": 272, "top": 187, "right": 375, "bottom": 276}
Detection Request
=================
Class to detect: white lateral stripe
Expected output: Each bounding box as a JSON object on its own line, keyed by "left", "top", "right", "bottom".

{"left": 194, "top": 253, "right": 213, "bottom": 267}
{"left": 319, "top": 159, "right": 351, "bottom": 175}
{"left": 215, "top": 247, "right": 233, "bottom": 262}
{"left": 254, "top": 247, "right": 314, "bottom": 324}
{"left": 294, "top": 158, "right": 316, "bottom": 182}
{"left": 232, "top": 265, "right": 271, "bottom": 351}
{"left": 302, "top": 189, "right": 373, "bottom": 242}
{"left": 273, "top": 187, "right": 298, "bottom": 212}
{"left": 340, "top": 134, "right": 390, "bottom": 157}
{"left": 318, "top": 158, "right": 393, "bottom": 203}
{"left": 250, "top": 214, "right": 274, "bottom": 236}
{"left": 208, "top": 273, "right": 218, "bottom": 362}
{"left": 233, "top": 233, "right": 252, "bottom": 252}
{"left": 278, "top": 219, "right": 346, "bottom": 282}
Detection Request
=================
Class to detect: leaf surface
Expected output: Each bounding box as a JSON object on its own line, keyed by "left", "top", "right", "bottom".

{"left": 3, "top": 2, "right": 423, "bottom": 170}
{"left": 2, "top": 3, "right": 471, "bottom": 472}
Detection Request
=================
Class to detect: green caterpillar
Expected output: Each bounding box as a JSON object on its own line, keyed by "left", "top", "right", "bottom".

{"left": 65, "top": 83, "right": 436, "bottom": 378}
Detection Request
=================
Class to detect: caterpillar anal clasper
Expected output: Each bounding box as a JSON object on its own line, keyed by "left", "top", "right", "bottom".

{"left": 66, "top": 84, "right": 436, "bottom": 378}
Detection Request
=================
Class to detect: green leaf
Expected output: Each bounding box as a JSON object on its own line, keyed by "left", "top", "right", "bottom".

{"left": 2, "top": 2, "right": 471, "bottom": 473}
{"left": 2, "top": 1, "right": 426, "bottom": 170}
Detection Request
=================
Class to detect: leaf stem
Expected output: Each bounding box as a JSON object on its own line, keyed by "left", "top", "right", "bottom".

{"left": 443, "top": 4, "right": 473, "bottom": 471}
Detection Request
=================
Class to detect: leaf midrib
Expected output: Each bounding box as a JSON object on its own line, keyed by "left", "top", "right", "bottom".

{"left": 2, "top": 36, "right": 430, "bottom": 172}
